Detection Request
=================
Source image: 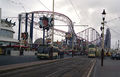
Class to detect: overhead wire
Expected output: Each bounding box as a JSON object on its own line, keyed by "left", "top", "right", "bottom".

{"left": 9, "top": 0, "right": 26, "bottom": 12}
{"left": 8, "top": 0, "right": 50, "bottom": 30}
{"left": 68, "top": 0, "right": 81, "bottom": 22}
{"left": 105, "top": 15, "right": 120, "bottom": 35}
{"left": 105, "top": 24, "right": 120, "bottom": 35}
{"left": 17, "top": 0, "right": 26, "bottom": 12}
{"left": 8, "top": 0, "right": 49, "bottom": 40}
{"left": 10, "top": 0, "right": 50, "bottom": 13}
{"left": 106, "top": 16, "right": 120, "bottom": 23}
{"left": 38, "top": 0, "right": 50, "bottom": 11}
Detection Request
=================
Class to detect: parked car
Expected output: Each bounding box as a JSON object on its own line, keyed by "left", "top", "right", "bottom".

{"left": 111, "top": 53, "right": 116, "bottom": 60}
{"left": 111, "top": 53, "right": 120, "bottom": 60}
{"left": 115, "top": 54, "right": 120, "bottom": 60}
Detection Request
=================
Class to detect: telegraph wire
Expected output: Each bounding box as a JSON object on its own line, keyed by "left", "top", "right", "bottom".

{"left": 38, "top": 0, "right": 50, "bottom": 11}
{"left": 18, "top": 0, "right": 26, "bottom": 12}
{"left": 9, "top": 0, "right": 26, "bottom": 12}
{"left": 107, "top": 17, "right": 120, "bottom": 23}
{"left": 105, "top": 24, "right": 120, "bottom": 35}
{"left": 9, "top": 0, "right": 50, "bottom": 12}
{"left": 68, "top": 0, "right": 81, "bottom": 22}
{"left": 104, "top": 16, "right": 120, "bottom": 35}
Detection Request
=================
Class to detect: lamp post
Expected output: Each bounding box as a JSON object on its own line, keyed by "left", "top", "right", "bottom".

{"left": 101, "top": 9, "right": 106, "bottom": 66}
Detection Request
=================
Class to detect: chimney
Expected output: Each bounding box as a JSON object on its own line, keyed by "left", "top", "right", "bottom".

{"left": 0, "top": 8, "right": 1, "bottom": 26}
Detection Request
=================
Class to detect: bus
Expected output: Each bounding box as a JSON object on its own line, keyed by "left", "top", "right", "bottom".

{"left": 88, "top": 44, "right": 96, "bottom": 58}
{"left": 36, "top": 45, "right": 59, "bottom": 59}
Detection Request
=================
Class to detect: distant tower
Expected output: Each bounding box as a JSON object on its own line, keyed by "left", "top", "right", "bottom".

{"left": 104, "top": 28, "right": 111, "bottom": 50}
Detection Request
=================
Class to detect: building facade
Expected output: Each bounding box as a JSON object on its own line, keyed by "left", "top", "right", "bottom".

{"left": 0, "top": 8, "right": 18, "bottom": 55}
{"left": 104, "top": 28, "right": 111, "bottom": 51}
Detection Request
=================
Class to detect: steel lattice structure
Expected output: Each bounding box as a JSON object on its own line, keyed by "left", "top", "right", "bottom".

{"left": 20, "top": 11, "right": 75, "bottom": 32}
{"left": 18, "top": 11, "right": 75, "bottom": 43}
{"left": 77, "top": 27, "right": 101, "bottom": 46}
{"left": 18, "top": 11, "right": 101, "bottom": 46}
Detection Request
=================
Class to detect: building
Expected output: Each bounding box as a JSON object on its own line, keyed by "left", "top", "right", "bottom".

{"left": 104, "top": 28, "right": 111, "bottom": 51}
{"left": 0, "top": 8, "right": 18, "bottom": 55}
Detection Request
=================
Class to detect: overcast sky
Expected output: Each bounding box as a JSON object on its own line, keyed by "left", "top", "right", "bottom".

{"left": 0, "top": 0, "right": 120, "bottom": 49}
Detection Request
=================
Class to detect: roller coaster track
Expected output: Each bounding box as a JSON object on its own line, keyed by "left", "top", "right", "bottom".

{"left": 15, "top": 11, "right": 101, "bottom": 45}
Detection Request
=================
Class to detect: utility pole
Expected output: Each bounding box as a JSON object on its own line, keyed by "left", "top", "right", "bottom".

{"left": 51, "top": 0, "right": 55, "bottom": 46}
{"left": 101, "top": 9, "right": 106, "bottom": 66}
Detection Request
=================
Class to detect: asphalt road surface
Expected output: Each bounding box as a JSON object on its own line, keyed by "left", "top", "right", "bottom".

{"left": 0, "top": 54, "right": 72, "bottom": 66}
{"left": 0, "top": 55, "right": 39, "bottom": 66}
{"left": 0, "top": 56, "right": 94, "bottom": 77}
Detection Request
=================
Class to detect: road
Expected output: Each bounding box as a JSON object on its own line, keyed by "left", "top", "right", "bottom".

{"left": 0, "top": 54, "right": 72, "bottom": 66}
{"left": 0, "top": 56, "right": 94, "bottom": 77}
{"left": 0, "top": 55, "right": 39, "bottom": 66}
{"left": 92, "top": 57, "right": 120, "bottom": 77}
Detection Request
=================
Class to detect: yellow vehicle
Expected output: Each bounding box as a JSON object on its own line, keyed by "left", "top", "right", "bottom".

{"left": 88, "top": 44, "right": 96, "bottom": 58}
{"left": 37, "top": 45, "right": 59, "bottom": 59}
{"left": 96, "top": 48, "right": 101, "bottom": 57}
{"left": 88, "top": 48, "right": 96, "bottom": 58}
{"left": 106, "top": 51, "right": 111, "bottom": 56}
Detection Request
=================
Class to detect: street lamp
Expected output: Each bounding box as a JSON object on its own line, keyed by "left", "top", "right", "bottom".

{"left": 101, "top": 9, "right": 106, "bottom": 66}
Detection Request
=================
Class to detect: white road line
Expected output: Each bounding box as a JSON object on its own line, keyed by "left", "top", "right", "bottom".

{"left": 87, "top": 59, "right": 96, "bottom": 77}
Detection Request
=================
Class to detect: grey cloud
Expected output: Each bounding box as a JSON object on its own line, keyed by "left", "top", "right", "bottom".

{"left": 0, "top": 0, "right": 120, "bottom": 47}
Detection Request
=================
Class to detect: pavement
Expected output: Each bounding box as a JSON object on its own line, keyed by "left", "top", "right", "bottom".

{"left": 92, "top": 57, "right": 120, "bottom": 77}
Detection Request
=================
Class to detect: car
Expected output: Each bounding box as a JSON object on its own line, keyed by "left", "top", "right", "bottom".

{"left": 111, "top": 53, "right": 120, "bottom": 60}
{"left": 115, "top": 54, "right": 120, "bottom": 60}
{"left": 111, "top": 53, "right": 116, "bottom": 60}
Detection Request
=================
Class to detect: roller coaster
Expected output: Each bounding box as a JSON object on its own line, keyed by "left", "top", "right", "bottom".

{"left": 17, "top": 11, "right": 101, "bottom": 50}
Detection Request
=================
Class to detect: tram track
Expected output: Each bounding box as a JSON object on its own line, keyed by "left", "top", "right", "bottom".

{"left": 0, "top": 56, "right": 95, "bottom": 77}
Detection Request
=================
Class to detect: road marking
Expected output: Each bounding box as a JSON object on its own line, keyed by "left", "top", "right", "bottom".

{"left": 93, "top": 59, "right": 98, "bottom": 77}
{"left": 87, "top": 59, "right": 96, "bottom": 77}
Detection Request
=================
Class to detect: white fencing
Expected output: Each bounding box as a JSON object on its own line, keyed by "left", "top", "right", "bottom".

{"left": 10, "top": 51, "right": 37, "bottom": 56}
{"left": 23, "top": 51, "right": 37, "bottom": 56}
{"left": 10, "top": 50, "right": 20, "bottom": 56}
